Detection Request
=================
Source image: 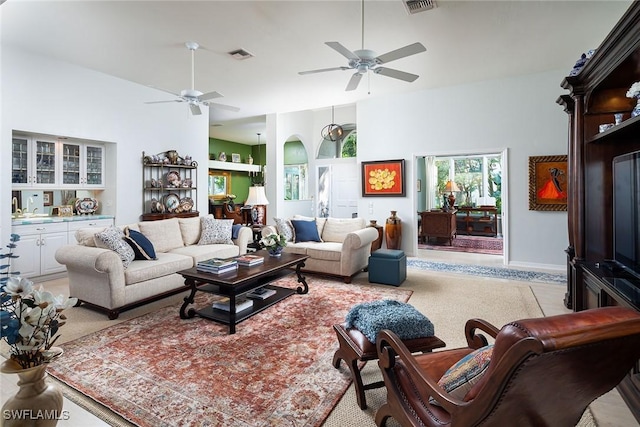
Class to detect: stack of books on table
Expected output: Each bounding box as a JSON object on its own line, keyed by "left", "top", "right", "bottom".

{"left": 246, "top": 286, "right": 277, "bottom": 300}
{"left": 235, "top": 254, "right": 264, "bottom": 267}
{"left": 212, "top": 297, "right": 253, "bottom": 312}
{"left": 196, "top": 258, "right": 238, "bottom": 274}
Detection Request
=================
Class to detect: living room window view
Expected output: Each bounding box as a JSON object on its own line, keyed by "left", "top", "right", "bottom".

{"left": 3, "top": 1, "right": 640, "bottom": 427}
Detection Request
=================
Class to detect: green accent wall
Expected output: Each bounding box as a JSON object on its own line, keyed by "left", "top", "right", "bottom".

{"left": 208, "top": 138, "right": 255, "bottom": 204}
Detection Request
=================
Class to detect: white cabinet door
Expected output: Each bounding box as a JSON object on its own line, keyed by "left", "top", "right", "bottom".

{"left": 11, "top": 234, "right": 40, "bottom": 278}
{"left": 11, "top": 136, "right": 57, "bottom": 188}
{"left": 40, "top": 232, "right": 68, "bottom": 275}
{"left": 11, "top": 223, "right": 68, "bottom": 279}
{"left": 61, "top": 143, "right": 104, "bottom": 188}
{"left": 12, "top": 133, "right": 105, "bottom": 189}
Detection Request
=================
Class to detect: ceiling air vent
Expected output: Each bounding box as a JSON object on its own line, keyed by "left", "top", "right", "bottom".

{"left": 403, "top": 0, "right": 436, "bottom": 15}
{"left": 228, "top": 49, "right": 254, "bottom": 60}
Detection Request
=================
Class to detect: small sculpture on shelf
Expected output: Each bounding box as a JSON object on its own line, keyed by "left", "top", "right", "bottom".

{"left": 143, "top": 150, "right": 197, "bottom": 167}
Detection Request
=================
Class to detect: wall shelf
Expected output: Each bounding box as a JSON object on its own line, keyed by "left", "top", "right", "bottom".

{"left": 208, "top": 160, "right": 260, "bottom": 172}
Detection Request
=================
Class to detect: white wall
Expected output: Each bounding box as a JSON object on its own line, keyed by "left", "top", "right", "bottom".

{"left": 1, "top": 48, "right": 209, "bottom": 245}
{"left": 357, "top": 70, "right": 569, "bottom": 269}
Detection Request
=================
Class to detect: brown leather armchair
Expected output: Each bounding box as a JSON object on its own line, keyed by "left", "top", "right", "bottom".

{"left": 375, "top": 306, "right": 640, "bottom": 427}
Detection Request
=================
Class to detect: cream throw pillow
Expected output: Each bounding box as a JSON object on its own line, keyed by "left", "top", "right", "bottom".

{"left": 138, "top": 218, "right": 184, "bottom": 253}
{"left": 322, "top": 217, "right": 366, "bottom": 243}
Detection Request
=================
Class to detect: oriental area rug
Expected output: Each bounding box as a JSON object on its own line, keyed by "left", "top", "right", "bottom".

{"left": 47, "top": 277, "right": 412, "bottom": 427}
{"left": 418, "top": 234, "right": 503, "bottom": 255}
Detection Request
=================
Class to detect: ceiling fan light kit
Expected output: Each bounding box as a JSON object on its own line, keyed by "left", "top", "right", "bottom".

{"left": 145, "top": 41, "right": 240, "bottom": 115}
{"left": 298, "top": 0, "right": 426, "bottom": 91}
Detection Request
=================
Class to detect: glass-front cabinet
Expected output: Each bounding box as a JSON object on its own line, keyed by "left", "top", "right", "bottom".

{"left": 12, "top": 134, "right": 104, "bottom": 189}
{"left": 61, "top": 142, "right": 104, "bottom": 187}
{"left": 12, "top": 136, "right": 57, "bottom": 187}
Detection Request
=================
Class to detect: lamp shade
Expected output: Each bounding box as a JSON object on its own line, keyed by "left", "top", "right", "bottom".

{"left": 444, "top": 180, "right": 460, "bottom": 192}
{"left": 245, "top": 185, "right": 269, "bottom": 205}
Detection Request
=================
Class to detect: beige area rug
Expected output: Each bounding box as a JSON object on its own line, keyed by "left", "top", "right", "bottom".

{"left": 22, "top": 270, "right": 596, "bottom": 427}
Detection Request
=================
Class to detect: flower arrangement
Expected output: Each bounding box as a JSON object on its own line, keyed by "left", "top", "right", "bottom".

{"left": 626, "top": 82, "right": 640, "bottom": 99}
{"left": 259, "top": 233, "right": 287, "bottom": 252}
{"left": 1, "top": 234, "right": 77, "bottom": 369}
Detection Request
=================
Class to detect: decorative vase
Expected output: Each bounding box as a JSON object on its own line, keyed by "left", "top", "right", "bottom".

{"left": 385, "top": 211, "right": 402, "bottom": 250}
{"left": 632, "top": 96, "right": 640, "bottom": 118}
{"left": 268, "top": 247, "right": 283, "bottom": 257}
{"left": 1, "top": 355, "right": 64, "bottom": 427}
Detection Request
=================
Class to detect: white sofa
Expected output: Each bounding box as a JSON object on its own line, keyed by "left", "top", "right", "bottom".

{"left": 262, "top": 216, "right": 378, "bottom": 283}
{"left": 55, "top": 216, "right": 252, "bottom": 319}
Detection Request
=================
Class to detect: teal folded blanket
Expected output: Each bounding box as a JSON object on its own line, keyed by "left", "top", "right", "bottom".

{"left": 344, "top": 300, "right": 434, "bottom": 343}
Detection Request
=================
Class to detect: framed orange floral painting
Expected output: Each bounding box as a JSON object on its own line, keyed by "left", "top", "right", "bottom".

{"left": 528, "top": 155, "right": 568, "bottom": 211}
{"left": 361, "top": 159, "right": 405, "bottom": 197}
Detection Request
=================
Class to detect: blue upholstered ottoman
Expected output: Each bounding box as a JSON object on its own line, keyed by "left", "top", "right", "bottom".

{"left": 368, "top": 249, "right": 406, "bottom": 286}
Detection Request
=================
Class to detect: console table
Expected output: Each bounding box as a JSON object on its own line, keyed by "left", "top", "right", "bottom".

{"left": 419, "top": 210, "right": 457, "bottom": 245}
{"left": 456, "top": 206, "right": 498, "bottom": 237}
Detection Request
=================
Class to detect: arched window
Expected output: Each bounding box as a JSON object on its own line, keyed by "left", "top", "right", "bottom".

{"left": 316, "top": 124, "right": 356, "bottom": 159}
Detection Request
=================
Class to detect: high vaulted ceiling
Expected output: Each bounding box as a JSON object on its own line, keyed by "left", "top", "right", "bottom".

{"left": 1, "top": 0, "right": 632, "bottom": 144}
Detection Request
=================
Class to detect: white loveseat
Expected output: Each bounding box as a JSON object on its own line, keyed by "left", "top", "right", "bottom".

{"left": 262, "top": 216, "right": 378, "bottom": 283}
{"left": 55, "top": 216, "right": 252, "bottom": 319}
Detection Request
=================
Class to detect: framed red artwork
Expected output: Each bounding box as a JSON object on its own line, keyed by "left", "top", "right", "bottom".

{"left": 361, "top": 159, "right": 406, "bottom": 197}
{"left": 528, "top": 155, "right": 568, "bottom": 211}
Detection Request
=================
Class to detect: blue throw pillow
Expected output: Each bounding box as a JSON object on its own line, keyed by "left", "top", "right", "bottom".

{"left": 291, "top": 219, "right": 322, "bottom": 243}
{"left": 123, "top": 227, "right": 157, "bottom": 260}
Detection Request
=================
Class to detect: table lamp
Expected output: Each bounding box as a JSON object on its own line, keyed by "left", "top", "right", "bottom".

{"left": 245, "top": 185, "right": 269, "bottom": 225}
{"left": 444, "top": 180, "right": 460, "bottom": 210}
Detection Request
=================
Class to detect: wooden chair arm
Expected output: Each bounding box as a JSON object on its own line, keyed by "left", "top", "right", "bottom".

{"left": 464, "top": 318, "right": 500, "bottom": 349}
{"left": 376, "top": 329, "right": 467, "bottom": 414}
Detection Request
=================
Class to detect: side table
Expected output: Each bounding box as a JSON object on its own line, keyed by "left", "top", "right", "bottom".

{"left": 368, "top": 220, "right": 384, "bottom": 253}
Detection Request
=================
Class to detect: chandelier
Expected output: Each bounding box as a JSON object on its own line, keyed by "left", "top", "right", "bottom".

{"left": 321, "top": 106, "right": 344, "bottom": 142}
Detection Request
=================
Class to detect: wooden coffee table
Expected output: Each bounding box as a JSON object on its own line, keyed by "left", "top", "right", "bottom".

{"left": 178, "top": 252, "right": 309, "bottom": 334}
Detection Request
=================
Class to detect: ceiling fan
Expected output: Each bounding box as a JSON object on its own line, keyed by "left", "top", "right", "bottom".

{"left": 298, "top": 0, "right": 426, "bottom": 91}
{"left": 145, "top": 41, "right": 239, "bottom": 115}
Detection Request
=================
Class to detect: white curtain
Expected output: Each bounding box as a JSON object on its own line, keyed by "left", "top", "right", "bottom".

{"left": 425, "top": 156, "right": 438, "bottom": 210}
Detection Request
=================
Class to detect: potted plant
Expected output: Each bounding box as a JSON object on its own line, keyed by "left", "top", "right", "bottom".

{"left": 259, "top": 233, "right": 287, "bottom": 257}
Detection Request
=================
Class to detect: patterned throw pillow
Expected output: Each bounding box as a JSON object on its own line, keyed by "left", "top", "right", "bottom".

{"left": 273, "top": 217, "right": 294, "bottom": 242}
{"left": 123, "top": 227, "right": 157, "bottom": 260}
{"left": 429, "top": 344, "right": 494, "bottom": 405}
{"left": 94, "top": 225, "right": 135, "bottom": 268}
{"left": 198, "top": 217, "right": 234, "bottom": 245}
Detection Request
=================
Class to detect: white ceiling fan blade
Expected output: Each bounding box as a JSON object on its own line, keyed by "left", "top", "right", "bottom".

{"left": 189, "top": 103, "right": 202, "bottom": 115}
{"left": 374, "top": 67, "right": 419, "bottom": 82}
{"left": 376, "top": 42, "right": 426, "bottom": 64}
{"left": 199, "top": 91, "right": 224, "bottom": 101}
{"left": 299, "top": 66, "right": 351, "bottom": 75}
{"left": 326, "top": 42, "right": 360, "bottom": 61}
{"left": 206, "top": 102, "right": 241, "bottom": 112}
{"left": 145, "top": 99, "right": 183, "bottom": 104}
{"left": 345, "top": 73, "right": 363, "bottom": 91}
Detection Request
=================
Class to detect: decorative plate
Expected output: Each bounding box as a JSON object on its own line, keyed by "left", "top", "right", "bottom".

{"left": 166, "top": 171, "right": 181, "bottom": 187}
{"left": 163, "top": 193, "right": 180, "bottom": 213}
{"left": 178, "top": 197, "right": 194, "bottom": 212}
{"left": 75, "top": 198, "right": 98, "bottom": 214}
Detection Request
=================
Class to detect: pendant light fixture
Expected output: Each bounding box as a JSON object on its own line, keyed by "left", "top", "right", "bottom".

{"left": 321, "top": 106, "right": 344, "bottom": 142}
